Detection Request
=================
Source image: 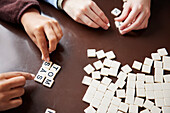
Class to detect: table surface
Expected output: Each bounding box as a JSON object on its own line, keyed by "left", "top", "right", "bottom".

{"left": 0, "top": 0, "right": 170, "bottom": 113}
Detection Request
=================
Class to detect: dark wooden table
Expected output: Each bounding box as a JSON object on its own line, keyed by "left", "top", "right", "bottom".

{"left": 0, "top": 0, "right": 170, "bottom": 113}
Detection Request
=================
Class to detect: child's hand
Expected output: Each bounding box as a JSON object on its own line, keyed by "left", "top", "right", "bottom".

{"left": 62, "top": 0, "right": 109, "bottom": 30}
{"left": 21, "top": 8, "right": 63, "bottom": 61}
{"left": 0, "top": 72, "right": 35, "bottom": 111}
{"left": 115, "top": 0, "right": 151, "bottom": 35}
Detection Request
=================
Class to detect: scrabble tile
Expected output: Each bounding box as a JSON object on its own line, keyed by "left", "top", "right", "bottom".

{"left": 154, "top": 74, "right": 163, "bottom": 83}
{"left": 34, "top": 74, "right": 46, "bottom": 83}
{"left": 144, "top": 57, "right": 153, "bottom": 66}
{"left": 136, "top": 88, "right": 145, "bottom": 97}
{"left": 107, "top": 104, "right": 118, "bottom": 113}
{"left": 146, "top": 90, "right": 155, "bottom": 99}
{"left": 93, "top": 60, "right": 103, "bottom": 70}
{"left": 162, "top": 83, "right": 170, "bottom": 90}
{"left": 136, "top": 73, "right": 145, "bottom": 81}
{"left": 132, "top": 61, "right": 142, "bottom": 70}
{"left": 103, "top": 58, "right": 112, "bottom": 67}
{"left": 143, "top": 99, "right": 154, "bottom": 110}
{"left": 153, "top": 83, "right": 163, "bottom": 91}
{"left": 126, "top": 88, "right": 135, "bottom": 96}
{"left": 100, "top": 97, "right": 111, "bottom": 108}
{"left": 115, "top": 78, "right": 126, "bottom": 88}
{"left": 117, "top": 71, "right": 127, "bottom": 81}
{"left": 115, "top": 21, "right": 123, "bottom": 28}
{"left": 145, "top": 75, "right": 154, "bottom": 83}
{"left": 97, "top": 105, "right": 108, "bottom": 113}
{"left": 163, "top": 56, "right": 170, "bottom": 63}
{"left": 90, "top": 98, "right": 101, "bottom": 108}
{"left": 94, "top": 91, "right": 104, "bottom": 100}
{"left": 157, "top": 48, "right": 168, "bottom": 56}
{"left": 127, "top": 73, "right": 136, "bottom": 81}
{"left": 121, "top": 64, "right": 132, "bottom": 73}
{"left": 154, "top": 68, "right": 164, "bottom": 75}
{"left": 100, "top": 67, "right": 110, "bottom": 76}
{"left": 91, "top": 71, "right": 101, "bottom": 79}
{"left": 46, "top": 70, "right": 57, "bottom": 79}
{"left": 164, "top": 75, "right": 170, "bottom": 83}
{"left": 97, "top": 84, "right": 107, "bottom": 93}
{"left": 140, "top": 109, "right": 150, "bottom": 113}
{"left": 110, "top": 60, "right": 121, "bottom": 69}
{"left": 82, "top": 94, "right": 93, "bottom": 104}
{"left": 129, "top": 105, "right": 138, "bottom": 113}
{"left": 104, "top": 90, "right": 114, "bottom": 99}
{"left": 151, "top": 53, "right": 161, "bottom": 61}
{"left": 164, "top": 98, "right": 170, "bottom": 106}
{"left": 111, "top": 8, "right": 121, "bottom": 16}
{"left": 50, "top": 63, "right": 61, "bottom": 73}
{"left": 116, "top": 89, "right": 126, "bottom": 98}
{"left": 107, "top": 83, "right": 118, "bottom": 92}
{"left": 101, "top": 76, "right": 112, "bottom": 86}
{"left": 84, "top": 64, "right": 95, "bottom": 75}
{"left": 105, "top": 51, "right": 116, "bottom": 59}
{"left": 134, "top": 97, "right": 144, "bottom": 107}
{"left": 45, "top": 108, "right": 56, "bottom": 113}
{"left": 84, "top": 106, "right": 96, "bottom": 113}
{"left": 141, "top": 65, "right": 151, "bottom": 74}
{"left": 126, "top": 80, "right": 136, "bottom": 89}
{"left": 43, "top": 78, "right": 54, "bottom": 88}
{"left": 87, "top": 49, "right": 96, "bottom": 58}
{"left": 163, "top": 90, "right": 170, "bottom": 98}
{"left": 109, "top": 67, "right": 119, "bottom": 77}
{"left": 154, "top": 61, "right": 163, "bottom": 68}
{"left": 163, "top": 62, "right": 170, "bottom": 71}
{"left": 38, "top": 67, "right": 48, "bottom": 75}
{"left": 155, "top": 98, "right": 164, "bottom": 107}
{"left": 91, "top": 79, "right": 100, "bottom": 88}
{"left": 96, "top": 50, "right": 105, "bottom": 59}
{"left": 42, "top": 61, "right": 53, "bottom": 69}
{"left": 118, "top": 102, "right": 129, "bottom": 112}
{"left": 162, "top": 107, "right": 170, "bottom": 113}
{"left": 151, "top": 106, "right": 162, "bottom": 113}
{"left": 117, "top": 111, "right": 123, "bottom": 113}
{"left": 82, "top": 76, "right": 92, "bottom": 85}
{"left": 125, "top": 95, "right": 134, "bottom": 104}
{"left": 136, "top": 81, "right": 144, "bottom": 89}
{"left": 86, "top": 86, "right": 97, "bottom": 96}
{"left": 111, "top": 97, "right": 122, "bottom": 106}
{"left": 144, "top": 84, "right": 154, "bottom": 91}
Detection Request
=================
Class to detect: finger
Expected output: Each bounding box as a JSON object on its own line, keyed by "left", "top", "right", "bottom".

{"left": 5, "top": 87, "right": 25, "bottom": 100}
{"left": 52, "top": 21, "right": 63, "bottom": 41}
{"left": 8, "top": 97, "right": 22, "bottom": 109}
{"left": 44, "top": 23, "right": 58, "bottom": 53}
{"left": 0, "top": 72, "right": 35, "bottom": 80}
{"left": 0, "top": 76, "right": 26, "bottom": 91}
{"left": 34, "top": 29, "right": 50, "bottom": 61}
{"left": 80, "top": 14, "right": 100, "bottom": 28}
{"left": 114, "top": 3, "right": 130, "bottom": 21}
{"left": 135, "top": 14, "right": 149, "bottom": 30}
{"left": 119, "top": 6, "right": 141, "bottom": 30}
{"left": 120, "top": 12, "right": 146, "bottom": 35}
{"left": 85, "top": 7, "right": 108, "bottom": 30}
{"left": 90, "top": 2, "right": 109, "bottom": 24}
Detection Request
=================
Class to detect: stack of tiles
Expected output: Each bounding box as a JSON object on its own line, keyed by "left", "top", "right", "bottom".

{"left": 34, "top": 61, "right": 61, "bottom": 88}
{"left": 82, "top": 48, "right": 170, "bottom": 113}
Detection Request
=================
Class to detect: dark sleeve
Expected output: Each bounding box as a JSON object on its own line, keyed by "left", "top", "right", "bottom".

{"left": 0, "top": 0, "right": 41, "bottom": 24}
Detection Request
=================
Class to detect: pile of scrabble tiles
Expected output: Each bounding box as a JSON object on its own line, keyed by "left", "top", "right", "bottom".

{"left": 34, "top": 61, "right": 61, "bottom": 88}
{"left": 82, "top": 48, "right": 170, "bottom": 113}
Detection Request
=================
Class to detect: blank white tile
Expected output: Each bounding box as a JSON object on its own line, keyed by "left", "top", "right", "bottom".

{"left": 86, "top": 86, "right": 97, "bottom": 97}
{"left": 154, "top": 61, "right": 163, "bottom": 68}
{"left": 82, "top": 94, "right": 93, "bottom": 104}
{"left": 154, "top": 74, "right": 163, "bottom": 83}
{"left": 96, "top": 50, "right": 105, "bottom": 59}
{"left": 151, "top": 53, "right": 161, "bottom": 61}
{"left": 126, "top": 88, "right": 135, "bottom": 96}
{"left": 97, "top": 105, "right": 108, "bottom": 113}
{"left": 153, "top": 83, "right": 163, "bottom": 91}
{"left": 125, "top": 95, "right": 134, "bottom": 104}
{"left": 162, "top": 107, "right": 170, "bottom": 113}
{"left": 42, "top": 61, "right": 53, "bottom": 69}
{"left": 126, "top": 80, "right": 136, "bottom": 89}
{"left": 104, "top": 90, "right": 114, "bottom": 99}
{"left": 105, "top": 51, "right": 116, "bottom": 59}
{"left": 121, "top": 64, "right": 132, "bottom": 73}
{"left": 134, "top": 97, "right": 144, "bottom": 107}
{"left": 146, "top": 90, "right": 155, "bottom": 99}
{"left": 101, "top": 76, "right": 112, "bottom": 86}
{"left": 144, "top": 84, "right": 154, "bottom": 91}
{"left": 92, "top": 71, "right": 101, "bottom": 79}
{"left": 97, "top": 84, "right": 107, "bottom": 93}
{"left": 82, "top": 76, "right": 92, "bottom": 85}
{"left": 34, "top": 74, "right": 46, "bottom": 83}
{"left": 154, "top": 68, "right": 164, "bottom": 75}
{"left": 157, "top": 48, "right": 168, "bottom": 56}
{"left": 111, "top": 97, "right": 122, "bottom": 107}
{"left": 155, "top": 98, "right": 164, "bottom": 107}
{"left": 117, "top": 111, "right": 123, "bottom": 113}
{"left": 127, "top": 73, "right": 137, "bottom": 81}
{"left": 163, "top": 62, "right": 170, "bottom": 71}
{"left": 129, "top": 105, "right": 138, "bottom": 113}
{"left": 118, "top": 102, "right": 129, "bottom": 112}
{"left": 163, "top": 56, "right": 170, "bottom": 63}
{"left": 143, "top": 99, "right": 154, "bottom": 110}
{"left": 110, "top": 60, "right": 121, "bottom": 69}
{"left": 43, "top": 78, "right": 54, "bottom": 88}
{"left": 162, "top": 83, "right": 170, "bottom": 90}
{"left": 136, "top": 81, "right": 144, "bottom": 89}
{"left": 115, "top": 78, "right": 126, "bottom": 89}
{"left": 107, "top": 104, "right": 118, "bottom": 113}
{"left": 140, "top": 109, "right": 150, "bottom": 113}
{"left": 100, "top": 97, "right": 112, "bottom": 108}
{"left": 45, "top": 108, "right": 56, "bottom": 113}
{"left": 144, "top": 57, "right": 153, "bottom": 66}
{"left": 111, "top": 8, "right": 121, "bottom": 16}
{"left": 107, "top": 83, "right": 118, "bottom": 92}
{"left": 87, "top": 49, "right": 96, "bottom": 58}
{"left": 100, "top": 67, "right": 110, "bottom": 76}
{"left": 50, "top": 63, "right": 61, "bottom": 74}
{"left": 142, "top": 65, "right": 151, "bottom": 74}
{"left": 84, "top": 64, "right": 95, "bottom": 75}
{"left": 90, "top": 98, "right": 101, "bottom": 108}
{"left": 164, "top": 98, "right": 170, "bottom": 106}
{"left": 117, "top": 71, "right": 127, "bottom": 81}
{"left": 151, "top": 106, "right": 162, "bottom": 113}
{"left": 84, "top": 106, "right": 96, "bottom": 113}
{"left": 109, "top": 67, "right": 119, "bottom": 77}
{"left": 136, "top": 88, "right": 145, "bottom": 97}
{"left": 91, "top": 79, "right": 100, "bottom": 88}
{"left": 94, "top": 91, "right": 104, "bottom": 100}
{"left": 103, "top": 58, "right": 112, "bottom": 67}
{"left": 116, "top": 89, "right": 126, "bottom": 98}
{"left": 132, "top": 61, "right": 142, "bottom": 70}
{"left": 145, "top": 75, "right": 154, "bottom": 83}
{"left": 93, "top": 60, "right": 103, "bottom": 70}
{"left": 163, "top": 90, "right": 170, "bottom": 98}
{"left": 136, "top": 73, "right": 145, "bottom": 81}
{"left": 164, "top": 75, "right": 170, "bottom": 83}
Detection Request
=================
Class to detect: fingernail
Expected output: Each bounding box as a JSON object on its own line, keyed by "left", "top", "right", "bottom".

{"left": 107, "top": 23, "right": 110, "bottom": 27}
{"left": 46, "top": 57, "right": 50, "bottom": 62}
{"left": 31, "top": 74, "right": 35, "bottom": 78}
{"left": 104, "top": 26, "right": 108, "bottom": 30}
{"left": 41, "top": 55, "right": 44, "bottom": 60}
